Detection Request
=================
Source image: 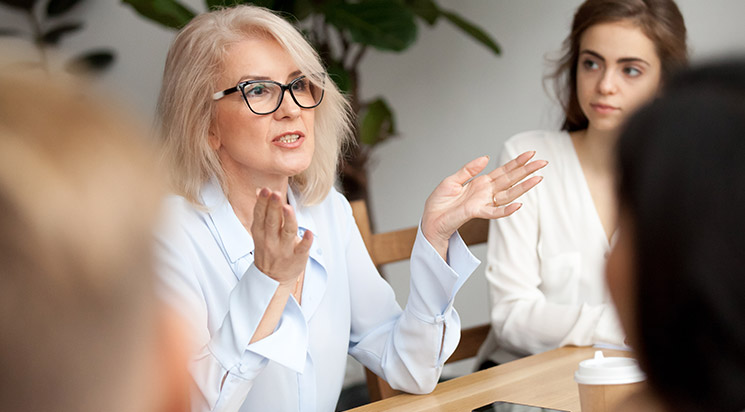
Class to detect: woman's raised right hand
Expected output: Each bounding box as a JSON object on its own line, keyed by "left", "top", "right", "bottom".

{"left": 251, "top": 188, "right": 313, "bottom": 285}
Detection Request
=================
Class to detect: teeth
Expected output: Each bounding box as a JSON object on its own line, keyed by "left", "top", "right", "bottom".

{"left": 278, "top": 134, "right": 300, "bottom": 143}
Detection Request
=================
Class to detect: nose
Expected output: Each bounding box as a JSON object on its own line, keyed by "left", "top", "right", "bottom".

{"left": 273, "top": 88, "right": 301, "bottom": 119}
{"left": 597, "top": 69, "right": 618, "bottom": 95}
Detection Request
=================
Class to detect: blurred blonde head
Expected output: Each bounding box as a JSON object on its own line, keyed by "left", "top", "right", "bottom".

{"left": 158, "top": 5, "right": 353, "bottom": 206}
{"left": 0, "top": 69, "right": 180, "bottom": 412}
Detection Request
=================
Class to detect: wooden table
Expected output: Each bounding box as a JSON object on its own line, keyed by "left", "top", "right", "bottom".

{"left": 346, "top": 346, "right": 631, "bottom": 412}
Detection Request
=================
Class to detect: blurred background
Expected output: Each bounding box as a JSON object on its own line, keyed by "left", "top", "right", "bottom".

{"left": 3, "top": 0, "right": 745, "bottom": 391}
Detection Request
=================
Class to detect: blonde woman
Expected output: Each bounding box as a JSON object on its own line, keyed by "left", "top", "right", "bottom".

{"left": 155, "top": 5, "right": 545, "bottom": 411}
{"left": 0, "top": 71, "right": 189, "bottom": 412}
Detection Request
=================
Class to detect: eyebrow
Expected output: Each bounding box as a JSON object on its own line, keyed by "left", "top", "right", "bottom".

{"left": 580, "top": 49, "right": 651, "bottom": 66}
{"left": 238, "top": 70, "right": 303, "bottom": 83}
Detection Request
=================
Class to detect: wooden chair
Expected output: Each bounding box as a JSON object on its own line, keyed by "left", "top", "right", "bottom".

{"left": 350, "top": 199, "right": 492, "bottom": 401}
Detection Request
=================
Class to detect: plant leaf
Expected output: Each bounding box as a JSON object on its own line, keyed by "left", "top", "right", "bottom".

{"left": 66, "top": 49, "right": 115, "bottom": 74}
{"left": 359, "top": 97, "right": 396, "bottom": 146}
{"left": 323, "top": 0, "right": 417, "bottom": 52}
{"left": 122, "top": 0, "right": 196, "bottom": 29}
{"left": 205, "top": 0, "right": 250, "bottom": 10}
{"left": 0, "top": 0, "right": 37, "bottom": 11}
{"left": 327, "top": 59, "right": 351, "bottom": 94}
{"left": 41, "top": 22, "right": 83, "bottom": 45}
{"left": 439, "top": 9, "right": 500, "bottom": 55}
{"left": 46, "top": 0, "right": 82, "bottom": 17}
{"left": 287, "top": 0, "right": 313, "bottom": 21}
{"left": 404, "top": 0, "right": 439, "bottom": 26}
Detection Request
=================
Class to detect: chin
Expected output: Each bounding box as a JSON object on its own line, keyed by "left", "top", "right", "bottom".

{"left": 285, "top": 161, "right": 312, "bottom": 177}
{"left": 589, "top": 119, "right": 623, "bottom": 133}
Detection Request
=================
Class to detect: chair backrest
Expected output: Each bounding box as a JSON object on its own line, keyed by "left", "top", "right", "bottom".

{"left": 350, "top": 199, "right": 491, "bottom": 401}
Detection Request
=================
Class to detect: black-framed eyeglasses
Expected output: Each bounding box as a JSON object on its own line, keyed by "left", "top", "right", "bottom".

{"left": 212, "top": 75, "right": 324, "bottom": 115}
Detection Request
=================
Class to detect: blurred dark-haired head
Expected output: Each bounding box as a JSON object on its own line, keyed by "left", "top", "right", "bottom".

{"left": 611, "top": 59, "right": 745, "bottom": 412}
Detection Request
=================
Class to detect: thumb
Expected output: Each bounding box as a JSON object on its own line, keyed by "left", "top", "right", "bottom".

{"left": 295, "top": 230, "right": 313, "bottom": 255}
{"left": 450, "top": 156, "right": 489, "bottom": 185}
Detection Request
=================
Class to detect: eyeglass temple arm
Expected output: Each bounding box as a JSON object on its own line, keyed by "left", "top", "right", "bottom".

{"left": 212, "top": 87, "right": 240, "bottom": 101}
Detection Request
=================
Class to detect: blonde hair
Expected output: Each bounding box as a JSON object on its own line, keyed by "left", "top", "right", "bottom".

{"left": 0, "top": 71, "right": 164, "bottom": 412}
{"left": 158, "top": 5, "right": 353, "bottom": 206}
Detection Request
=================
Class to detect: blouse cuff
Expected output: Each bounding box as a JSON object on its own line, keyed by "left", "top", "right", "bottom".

{"left": 208, "top": 265, "right": 308, "bottom": 377}
{"left": 593, "top": 304, "right": 626, "bottom": 346}
{"left": 407, "top": 223, "right": 480, "bottom": 319}
{"left": 245, "top": 297, "right": 308, "bottom": 373}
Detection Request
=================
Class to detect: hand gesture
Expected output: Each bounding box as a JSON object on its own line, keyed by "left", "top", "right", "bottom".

{"left": 421, "top": 151, "right": 547, "bottom": 259}
{"left": 251, "top": 188, "right": 313, "bottom": 286}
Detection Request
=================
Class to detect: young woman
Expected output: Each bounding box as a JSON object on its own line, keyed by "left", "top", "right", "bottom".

{"left": 479, "top": 0, "right": 688, "bottom": 365}
{"left": 154, "top": 5, "right": 545, "bottom": 411}
{"left": 609, "top": 60, "right": 745, "bottom": 412}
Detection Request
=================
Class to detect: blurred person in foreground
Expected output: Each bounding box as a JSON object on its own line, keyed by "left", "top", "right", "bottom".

{"left": 607, "top": 59, "right": 745, "bottom": 412}
{"left": 154, "top": 4, "right": 546, "bottom": 411}
{"left": 0, "top": 69, "right": 190, "bottom": 412}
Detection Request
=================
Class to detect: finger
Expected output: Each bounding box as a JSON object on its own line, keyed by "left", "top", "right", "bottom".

{"left": 449, "top": 156, "right": 490, "bottom": 186}
{"left": 480, "top": 202, "right": 523, "bottom": 220}
{"left": 252, "top": 187, "right": 270, "bottom": 236}
{"left": 294, "top": 230, "right": 313, "bottom": 256}
{"left": 501, "top": 202, "right": 522, "bottom": 217}
{"left": 487, "top": 151, "right": 535, "bottom": 179}
{"left": 493, "top": 176, "right": 543, "bottom": 206}
{"left": 281, "top": 205, "right": 299, "bottom": 241}
{"left": 494, "top": 159, "right": 548, "bottom": 190}
{"left": 264, "top": 192, "right": 283, "bottom": 235}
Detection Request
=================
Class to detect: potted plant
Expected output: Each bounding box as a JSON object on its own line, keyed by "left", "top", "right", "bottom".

{"left": 0, "top": 0, "right": 115, "bottom": 73}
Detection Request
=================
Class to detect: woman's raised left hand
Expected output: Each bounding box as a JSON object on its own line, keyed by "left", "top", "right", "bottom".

{"left": 421, "top": 151, "right": 547, "bottom": 260}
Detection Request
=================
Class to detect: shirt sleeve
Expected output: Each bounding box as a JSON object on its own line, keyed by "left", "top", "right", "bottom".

{"left": 345, "top": 201, "right": 480, "bottom": 394}
{"left": 155, "top": 204, "right": 308, "bottom": 412}
{"left": 485, "top": 140, "right": 625, "bottom": 358}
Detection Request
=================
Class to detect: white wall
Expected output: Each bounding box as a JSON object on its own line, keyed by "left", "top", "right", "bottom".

{"left": 3, "top": 0, "right": 745, "bottom": 382}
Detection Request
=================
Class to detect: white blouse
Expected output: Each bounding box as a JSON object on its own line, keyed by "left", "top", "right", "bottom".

{"left": 155, "top": 178, "right": 479, "bottom": 412}
{"left": 479, "top": 130, "right": 625, "bottom": 364}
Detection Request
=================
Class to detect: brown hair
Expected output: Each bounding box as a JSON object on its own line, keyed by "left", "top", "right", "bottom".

{"left": 0, "top": 70, "right": 165, "bottom": 412}
{"left": 551, "top": 0, "right": 688, "bottom": 131}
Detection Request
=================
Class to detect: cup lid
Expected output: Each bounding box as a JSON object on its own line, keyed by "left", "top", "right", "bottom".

{"left": 574, "top": 350, "right": 646, "bottom": 385}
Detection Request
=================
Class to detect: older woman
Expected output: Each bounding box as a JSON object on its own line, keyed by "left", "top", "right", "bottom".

{"left": 155, "top": 5, "right": 545, "bottom": 412}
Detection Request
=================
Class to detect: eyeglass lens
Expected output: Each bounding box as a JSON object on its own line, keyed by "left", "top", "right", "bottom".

{"left": 241, "top": 76, "right": 322, "bottom": 114}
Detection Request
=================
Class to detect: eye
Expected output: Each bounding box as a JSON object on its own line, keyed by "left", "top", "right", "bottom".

{"left": 623, "top": 66, "right": 642, "bottom": 77}
{"left": 582, "top": 59, "right": 600, "bottom": 70}
{"left": 245, "top": 83, "right": 271, "bottom": 98}
{"left": 291, "top": 77, "right": 309, "bottom": 93}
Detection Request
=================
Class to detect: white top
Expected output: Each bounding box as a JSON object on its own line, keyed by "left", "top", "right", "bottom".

{"left": 479, "top": 130, "right": 625, "bottom": 364}
{"left": 155, "top": 178, "right": 479, "bottom": 412}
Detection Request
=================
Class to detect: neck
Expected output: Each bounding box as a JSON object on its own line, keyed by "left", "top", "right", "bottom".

{"left": 571, "top": 126, "right": 619, "bottom": 174}
{"left": 223, "top": 170, "right": 290, "bottom": 233}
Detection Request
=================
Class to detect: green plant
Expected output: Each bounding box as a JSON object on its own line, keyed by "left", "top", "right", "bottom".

{"left": 0, "top": 0, "right": 115, "bottom": 73}
{"left": 122, "top": 0, "right": 500, "bottom": 201}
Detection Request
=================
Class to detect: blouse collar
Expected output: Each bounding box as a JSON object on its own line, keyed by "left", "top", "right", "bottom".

{"left": 200, "top": 178, "right": 319, "bottom": 264}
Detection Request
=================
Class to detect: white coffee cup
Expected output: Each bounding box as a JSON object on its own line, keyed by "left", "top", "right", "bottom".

{"left": 574, "top": 351, "right": 646, "bottom": 412}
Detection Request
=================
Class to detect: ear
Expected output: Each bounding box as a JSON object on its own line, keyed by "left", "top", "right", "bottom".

{"left": 208, "top": 127, "right": 221, "bottom": 151}
{"left": 153, "top": 306, "right": 192, "bottom": 412}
